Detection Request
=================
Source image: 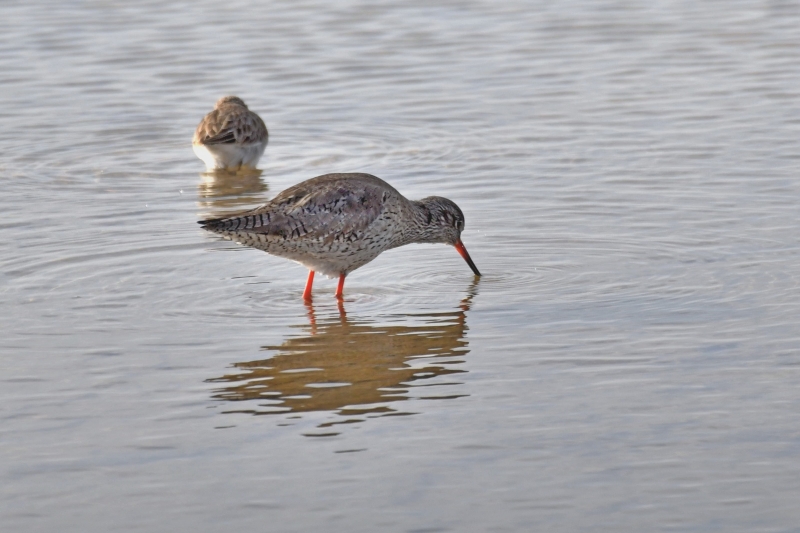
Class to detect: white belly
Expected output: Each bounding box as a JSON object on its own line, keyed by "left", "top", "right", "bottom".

{"left": 193, "top": 142, "right": 266, "bottom": 170}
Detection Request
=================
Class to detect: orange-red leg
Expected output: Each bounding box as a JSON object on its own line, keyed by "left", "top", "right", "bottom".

{"left": 334, "top": 273, "right": 346, "bottom": 299}
{"left": 302, "top": 270, "right": 315, "bottom": 301}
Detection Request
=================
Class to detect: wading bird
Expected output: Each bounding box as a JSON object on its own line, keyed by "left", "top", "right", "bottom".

{"left": 199, "top": 173, "right": 481, "bottom": 300}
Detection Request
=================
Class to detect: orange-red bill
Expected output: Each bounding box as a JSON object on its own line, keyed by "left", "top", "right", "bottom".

{"left": 454, "top": 239, "right": 481, "bottom": 277}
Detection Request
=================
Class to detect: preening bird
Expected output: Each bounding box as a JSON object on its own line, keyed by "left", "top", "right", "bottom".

{"left": 192, "top": 96, "right": 268, "bottom": 171}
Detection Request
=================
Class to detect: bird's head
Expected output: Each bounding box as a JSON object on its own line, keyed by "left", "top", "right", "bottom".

{"left": 417, "top": 196, "right": 481, "bottom": 276}
{"left": 215, "top": 95, "right": 248, "bottom": 109}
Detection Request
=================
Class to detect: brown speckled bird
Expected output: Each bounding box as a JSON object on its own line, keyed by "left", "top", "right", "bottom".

{"left": 192, "top": 96, "right": 268, "bottom": 171}
{"left": 199, "top": 173, "right": 481, "bottom": 300}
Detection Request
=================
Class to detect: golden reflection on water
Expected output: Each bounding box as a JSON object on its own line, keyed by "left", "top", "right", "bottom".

{"left": 207, "top": 288, "right": 477, "bottom": 428}
{"left": 196, "top": 168, "right": 270, "bottom": 215}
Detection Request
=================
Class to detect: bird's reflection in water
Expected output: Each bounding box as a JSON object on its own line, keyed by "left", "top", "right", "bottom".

{"left": 196, "top": 168, "right": 270, "bottom": 215}
{"left": 207, "top": 286, "right": 477, "bottom": 433}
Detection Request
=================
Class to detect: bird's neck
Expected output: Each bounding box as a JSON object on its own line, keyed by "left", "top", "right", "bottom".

{"left": 394, "top": 200, "right": 442, "bottom": 246}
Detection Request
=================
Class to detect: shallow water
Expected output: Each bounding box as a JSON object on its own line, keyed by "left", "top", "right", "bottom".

{"left": 2, "top": 1, "right": 800, "bottom": 531}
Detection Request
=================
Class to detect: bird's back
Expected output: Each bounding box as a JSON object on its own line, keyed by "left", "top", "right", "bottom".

{"left": 200, "top": 173, "right": 417, "bottom": 276}
{"left": 193, "top": 104, "right": 267, "bottom": 146}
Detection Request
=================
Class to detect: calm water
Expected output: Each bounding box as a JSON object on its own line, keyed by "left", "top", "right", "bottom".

{"left": 2, "top": 1, "right": 800, "bottom": 531}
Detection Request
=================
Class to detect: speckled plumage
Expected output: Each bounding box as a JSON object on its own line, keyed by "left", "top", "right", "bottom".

{"left": 199, "top": 173, "right": 480, "bottom": 299}
{"left": 192, "top": 96, "right": 268, "bottom": 171}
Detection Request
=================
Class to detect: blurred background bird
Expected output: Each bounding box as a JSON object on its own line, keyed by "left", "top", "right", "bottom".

{"left": 192, "top": 96, "right": 268, "bottom": 171}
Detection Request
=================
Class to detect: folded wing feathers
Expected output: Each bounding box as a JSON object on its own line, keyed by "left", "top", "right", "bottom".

{"left": 198, "top": 176, "right": 387, "bottom": 244}
{"left": 194, "top": 107, "right": 267, "bottom": 146}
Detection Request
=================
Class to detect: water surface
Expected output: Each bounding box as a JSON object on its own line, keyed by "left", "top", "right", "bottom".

{"left": 2, "top": 1, "right": 800, "bottom": 531}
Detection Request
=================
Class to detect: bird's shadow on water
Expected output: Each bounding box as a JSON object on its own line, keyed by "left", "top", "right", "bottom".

{"left": 205, "top": 280, "right": 480, "bottom": 436}
{"left": 196, "top": 168, "right": 270, "bottom": 216}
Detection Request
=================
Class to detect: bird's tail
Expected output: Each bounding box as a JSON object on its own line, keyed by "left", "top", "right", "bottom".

{"left": 197, "top": 212, "right": 269, "bottom": 233}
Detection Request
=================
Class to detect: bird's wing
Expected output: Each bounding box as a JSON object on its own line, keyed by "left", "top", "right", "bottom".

{"left": 193, "top": 107, "right": 267, "bottom": 146}
{"left": 199, "top": 174, "right": 392, "bottom": 244}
